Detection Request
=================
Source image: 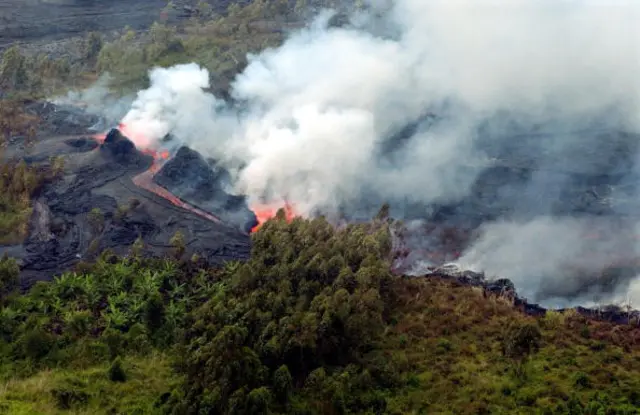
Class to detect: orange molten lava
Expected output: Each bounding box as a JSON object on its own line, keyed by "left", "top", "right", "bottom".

{"left": 141, "top": 148, "right": 170, "bottom": 163}
{"left": 93, "top": 123, "right": 300, "bottom": 233}
{"left": 91, "top": 124, "right": 223, "bottom": 225}
{"left": 132, "top": 169, "right": 221, "bottom": 223}
{"left": 117, "top": 122, "right": 155, "bottom": 149}
{"left": 250, "top": 201, "right": 297, "bottom": 233}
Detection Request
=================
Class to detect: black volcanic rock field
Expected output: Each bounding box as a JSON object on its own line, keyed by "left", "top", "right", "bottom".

{"left": 0, "top": 0, "right": 167, "bottom": 48}
{"left": 5, "top": 100, "right": 640, "bottom": 300}
{"left": 0, "top": 102, "right": 253, "bottom": 284}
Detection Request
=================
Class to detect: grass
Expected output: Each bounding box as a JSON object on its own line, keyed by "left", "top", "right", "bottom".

{"left": 384, "top": 277, "right": 640, "bottom": 414}
{"left": 1, "top": 270, "right": 640, "bottom": 413}
{"left": 0, "top": 353, "right": 177, "bottom": 414}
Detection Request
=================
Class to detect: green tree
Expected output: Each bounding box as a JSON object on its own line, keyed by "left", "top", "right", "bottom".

{"left": 83, "top": 32, "right": 103, "bottom": 65}
{"left": 196, "top": 0, "right": 213, "bottom": 18}
{"left": 0, "top": 46, "right": 28, "bottom": 90}
{"left": 88, "top": 207, "right": 105, "bottom": 234}
{"left": 170, "top": 230, "right": 185, "bottom": 259}
{"left": 502, "top": 322, "right": 542, "bottom": 359}
{"left": 130, "top": 236, "right": 144, "bottom": 258}
{"left": 273, "top": 365, "right": 293, "bottom": 404}
{"left": 50, "top": 156, "right": 65, "bottom": 177}
{"left": 108, "top": 357, "right": 127, "bottom": 382}
{"left": 375, "top": 202, "right": 390, "bottom": 221}
{"left": 0, "top": 255, "right": 19, "bottom": 299}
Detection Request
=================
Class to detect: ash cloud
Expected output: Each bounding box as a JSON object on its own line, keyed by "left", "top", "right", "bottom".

{"left": 106, "top": 0, "right": 640, "bottom": 307}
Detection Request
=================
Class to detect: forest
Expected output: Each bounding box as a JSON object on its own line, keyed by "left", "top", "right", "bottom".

{"left": 0, "top": 211, "right": 640, "bottom": 414}
{"left": 1, "top": 0, "right": 640, "bottom": 414}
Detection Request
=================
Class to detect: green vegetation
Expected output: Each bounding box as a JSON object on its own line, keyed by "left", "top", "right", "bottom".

{"left": 0, "top": 157, "right": 63, "bottom": 244}
{"left": 1, "top": 1, "right": 640, "bottom": 413}
{"left": 0, "top": 97, "right": 64, "bottom": 243}
{"left": 0, "top": 215, "right": 638, "bottom": 414}
{"left": 0, "top": 0, "right": 348, "bottom": 98}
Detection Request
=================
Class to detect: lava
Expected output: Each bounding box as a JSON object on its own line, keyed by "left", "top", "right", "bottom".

{"left": 93, "top": 123, "right": 297, "bottom": 233}
{"left": 92, "top": 124, "right": 223, "bottom": 225}
{"left": 132, "top": 169, "right": 221, "bottom": 223}
{"left": 92, "top": 133, "right": 106, "bottom": 143}
{"left": 250, "top": 201, "right": 297, "bottom": 233}
{"left": 117, "top": 122, "right": 155, "bottom": 150}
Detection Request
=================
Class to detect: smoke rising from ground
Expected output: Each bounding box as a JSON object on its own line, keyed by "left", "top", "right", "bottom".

{"left": 53, "top": 74, "right": 133, "bottom": 130}
{"left": 105, "top": 0, "right": 640, "bottom": 306}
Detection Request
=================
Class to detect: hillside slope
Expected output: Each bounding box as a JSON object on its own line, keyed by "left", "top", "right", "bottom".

{"left": 0, "top": 216, "right": 639, "bottom": 414}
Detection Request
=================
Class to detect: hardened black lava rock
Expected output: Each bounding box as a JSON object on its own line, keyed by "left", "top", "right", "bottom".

{"left": 154, "top": 145, "right": 258, "bottom": 232}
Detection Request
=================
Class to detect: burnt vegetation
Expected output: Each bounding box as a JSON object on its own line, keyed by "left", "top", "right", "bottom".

{"left": 0, "top": 0, "right": 640, "bottom": 414}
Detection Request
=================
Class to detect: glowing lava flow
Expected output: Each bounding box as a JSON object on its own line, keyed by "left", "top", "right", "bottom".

{"left": 250, "top": 201, "right": 297, "bottom": 233}
{"left": 131, "top": 168, "right": 222, "bottom": 223}
{"left": 93, "top": 125, "right": 298, "bottom": 232}
{"left": 92, "top": 126, "right": 222, "bottom": 225}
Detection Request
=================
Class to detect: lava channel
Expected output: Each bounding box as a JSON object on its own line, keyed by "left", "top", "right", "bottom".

{"left": 93, "top": 127, "right": 222, "bottom": 225}
{"left": 131, "top": 168, "right": 221, "bottom": 223}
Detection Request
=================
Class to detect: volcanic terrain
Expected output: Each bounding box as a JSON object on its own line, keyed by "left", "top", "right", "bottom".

{"left": 0, "top": 101, "right": 254, "bottom": 284}
{"left": 4, "top": 98, "right": 640, "bottom": 313}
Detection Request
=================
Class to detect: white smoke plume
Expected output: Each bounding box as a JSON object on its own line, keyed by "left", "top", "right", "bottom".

{"left": 457, "top": 217, "right": 640, "bottom": 308}
{"left": 53, "top": 73, "right": 134, "bottom": 130}
{"left": 114, "top": 0, "right": 640, "bottom": 306}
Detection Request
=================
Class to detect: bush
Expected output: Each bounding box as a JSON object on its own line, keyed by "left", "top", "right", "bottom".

{"left": 51, "top": 387, "right": 90, "bottom": 409}
{"left": 573, "top": 371, "right": 591, "bottom": 389}
{"left": 542, "top": 310, "right": 565, "bottom": 329}
{"left": 502, "top": 322, "right": 542, "bottom": 359}
{"left": 51, "top": 376, "right": 90, "bottom": 409}
{"left": 273, "top": 365, "right": 293, "bottom": 403}
{"left": 88, "top": 207, "right": 105, "bottom": 234}
{"left": 65, "top": 310, "right": 92, "bottom": 338}
{"left": 20, "top": 328, "right": 54, "bottom": 360}
{"left": 102, "top": 328, "right": 126, "bottom": 360}
{"left": 0, "top": 255, "right": 19, "bottom": 297}
{"left": 108, "top": 357, "right": 127, "bottom": 382}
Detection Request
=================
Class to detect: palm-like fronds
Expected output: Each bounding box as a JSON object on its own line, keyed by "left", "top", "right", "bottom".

{"left": 135, "top": 269, "right": 162, "bottom": 299}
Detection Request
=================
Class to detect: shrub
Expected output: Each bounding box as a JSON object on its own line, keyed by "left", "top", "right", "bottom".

{"left": 20, "top": 328, "right": 54, "bottom": 360}
{"left": 51, "top": 386, "right": 90, "bottom": 409}
{"left": 273, "top": 365, "right": 293, "bottom": 403}
{"left": 502, "top": 322, "right": 542, "bottom": 359}
{"left": 88, "top": 207, "right": 105, "bottom": 234}
{"left": 108, "top": 357, "right": 127, "bottom": 382}
{"left": 170, "top": 230, "right": 185, "bottom": 259}
{"left": 573, "top": 371, "right": 591, "bottom": 389}
{"left": 65, "top": 310, "right": 92, "bottom": 338}
{"left": 0, "top": 254, "right": 19, "bottom": 297}
{"left": 542, "top": 310, "right": 565, "bottom": 329}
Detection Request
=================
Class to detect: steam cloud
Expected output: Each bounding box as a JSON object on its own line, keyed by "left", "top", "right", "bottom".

{"left": 97, "top": 0, "right": 640, "bottom": 307}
